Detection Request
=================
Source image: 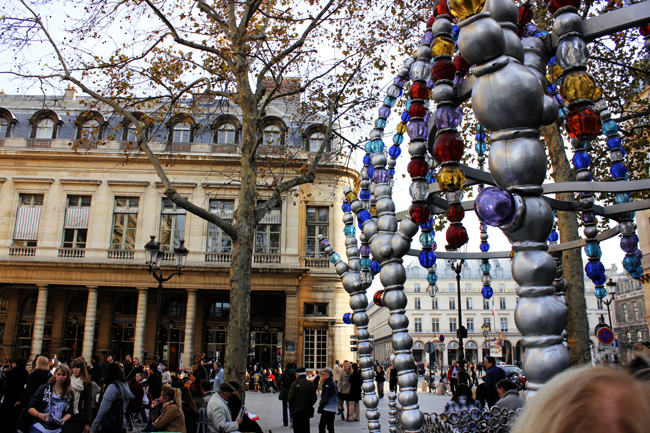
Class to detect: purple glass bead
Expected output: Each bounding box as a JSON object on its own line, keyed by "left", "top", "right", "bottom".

{"left": 582, "top": 211, "right": 595, "bottom": 224}
{"left": 319, "top": 238, "right": 330, "bottom": 249}
{"left": 373, "top": 168, "right": 391, "bottom": 183}
{"left": 423, "top": 111, "right": 431, "bottom": 124}
{"left": 407, "top": 120, "right": 429, "bottom": 140}
{"left": 434, "top": 105, "right": 461, "bottom": 129}
{"left": 427, "top": 79, "right": 436, "bottom": 89}
{"left": 453, "top": 75, "right": 464, "bottom": 86}
{"left": 635, "top": 249, "right": 643, "bottom": 260}
{"left": 479, "top": 224, "right": 487, "bottom": 231}
{"left": 474, "top": 187, "right": 517, "bottom": 227}
{"left": 360, "top": 244, "right": 371, "bottom": 256}
{"left": 553, "top": 93, "right": 564, "bottom": 106}
{"left": 393, "top": 76, "right": 405, "bottom": 87}
{"left": 422, "top": 31, "right": 434, "bottom": 44}
{"left": 620, "top": 235, "right": 638, "bottom": 253}
{"left": 378, "top": 105, "right": 392, "bottom": 119}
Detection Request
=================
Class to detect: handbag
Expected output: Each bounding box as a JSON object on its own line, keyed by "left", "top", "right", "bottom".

{"left": 100, "top": 384, "right": 124, "bottom": 432}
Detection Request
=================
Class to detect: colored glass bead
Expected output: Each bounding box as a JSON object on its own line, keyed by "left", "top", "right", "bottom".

{"left": 572, "top": 150, "right": 590, "bottom": 169}
{"left": 408, "top": 102, "right": 428, "bottom": 118}
{"left": 420, "top": 217, "right": 434, "bottom": 231}
{"left": 371, "top": 140, "right": 385, "bottom": 153}
{"left": 360, "top": 244, "right": 371, "bottom": 256}
{"left": 427, "top": 15, "right": 436, "bottom": 28}
{"left": 482, "top": 286, "right": 493, "bottom": 299}
{"left": 359, "top": 189, "right": 371, "bottom": 200}
{"left": 345, "top": 190, "right": 358, "bottom": 202}
{"left": 419, "top": 249, "right": 437, "bottom": 267}
{"left": 602, "top": 119, "right": 618, "bottom": 136}
{"left": 389, "top": 145, "right": 402, "bottom": 158}
{"left": 585, "top": 241, "right": 602, "bottom": 258}
{"left": 378, "top": 105, "right": 391, "bottom": 119}
{"left": 555, "top": 36, "right": 589, "bottom": 70}
{"left": 407, "top": 158, "right": 429, "bottom": 178}
{"left": 641, "top": 24, "right": 650, "bottom": 37}
{"left": 437, "top": 165, "right": 466, "bottom": 191}
{"left": 397, "top": 123, "right": 408, "bottom": 135}
{"left": 370, "top": 260, "right": 381, "bottom": 273}
{"left": 367, "top": 165, "right": 374, "bottom": 179}
{"left": 410, "top": 81, "right": 430, "bottom": 100}
{"left": 545, "top": 0, "right": 581, "bottom": 15}
{"left": 585, "top": 260, "right": 605, "bottom": 281}
{"left": 319, "top": 238, "right": 330, "bottom": 249}
{"left": 393, "top": 133, "right": 404, "bottom": 145}
{"left": 630, "top": 268, "right": 644, "bottom": 279}
{"left": 433, "top": 131, "right": 464, "bottom": 164}
{"left": 431, "top": 37, "right": 455, "bottom": 58}
{"left": 624, "top": 254, "right": 642, "bottom": 272}
{"left": 448, "top": 203, "right": 465, "bottom": 222}
{"left": 453, "top": 54, "right": 471, "bottom": 75}
{"left": 393, "top": 76, "right": 405, "bottom": 87}
{"left": 431, "top": 58, "right": 457, "bottom": 82}
{"left": 593, "top": 88, "right": 602, "bottom": 99}
{"left": 373, "top": 290, "right": 384, "bottom": 307}
{"left": 410, "top": 180, "right": 429, "bottom": 201}
{"left": 551, "top": 63, "right": 564, "bottom": 80}
{"left": 373, "top": 168, "right": 391, "bottom": 184}
{"left": 427, "top": 273, "right": 438, "bottom": 284}
{"left": 407, "top": 120, "right": 428, "bottom": 139}
{"left": 615, "top": 193, "right": 631, "bottom": 204}
{"left": 594, "top": 287, "right": 607, "bottom": 299}
{"left": 384, "top": 96, "right": 396, "bottom": 107}
{"left": 610, "top": 162, "right": 627, "bottom": 179}
{"left": 518, "top": 3, "right": 533, "bottom": 24}
{"left": 363, "top": 154, "right": 372, "bottom": 165}
{"left": 420, "top": 232, "right": 435, "bottom": 247}
{"left": 480, "top": 242, "right": 490, "bottom": 252}
{"left": 409, "top": 202, "right": 432, "bottom": 225}
{"left": 446, "top": 224, "right": 468, "bottom": 248}
{"left": 343, "top": 312, "right": 352, "bottom": 324}
{"left": 560, "top": 71, "right": 596, "bottom": 103}
{"left": 475, "top": 141, "right": 487, "bottom": 154}
{"left": 548, "top": 230, "right": 559, "bottom": 242}
{"left": 636, "top": 249, "right": 643, "bottom": 260}
{"left": 375, "top": 118, "right": 387, "bottom": 129}
{"left": 422, "top": 31, "right": 434, "bottom": 45}
{"left": 566, "top": 105, "right": 602, "bottom": 140}
{"left": 434, "top": 105, "right": 461, "bottom": 129}
{"left": 620, "top": 235, "right": 638, "bottom": 253}
{"left": 410, "top": 60, "right": 432, "bottom": 81}
{"left": 474, "top": 187, "right": 517, "bottom": 227}
{"left": 433, "top": 0, "right": 452, "bottom": 17}
{"left": 448, "top": 0, "right": 486, "bottom": 20}
{"left": 329, "top": 253, "right": 341, "bottom": 264}
{"left": 344, "top": 225, "right": 356, "bottom": 236}
{"left": 341, "top": 202, "right": 351, "bottom": 213}
{"left": 386, "top": 84, "right": 402, "bottom": 99}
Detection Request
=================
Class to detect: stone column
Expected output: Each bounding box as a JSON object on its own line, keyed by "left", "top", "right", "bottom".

{"left": 31, "top": 285, "right": 48, "bottom": 358}
{"left": 82, "top": 286, "right": 99, "bottom": 361}
{"left": 183, "top": 288, "right": 198, "bottom": 369}
{"left": 133, "top": 287, "right": 149, "bottom": 362}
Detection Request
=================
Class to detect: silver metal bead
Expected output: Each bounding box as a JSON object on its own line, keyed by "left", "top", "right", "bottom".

{"left": 432, "top": 17, "right": 453, "bottom": 35}
{"left": 489, "top": 136, "right": 547, "bottom": 189}
{"left": 458, "top": 14, "right": 506, "bottom": 66}
{"left": 431, "top": 83, "right": 455, "bottom": 103}
{"left": 553, "top": 11, "right": 583, "bottom": 37}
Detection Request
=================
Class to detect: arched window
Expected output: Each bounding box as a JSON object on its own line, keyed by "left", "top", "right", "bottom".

{"left": 36, "top": 119, "right": 54, "bottom": 138}
{"left": 113, "top": 295, "right": 139, "bottom": 316}
{"left": 163, "top": 298, "right": 187, "bottom": 317}
{"left": 75, "top": 111, "right": 106, "bottom": 140}
{"left": 304, "top": 124, "right": 329, "bottom": 152}
{"left": 217, "top": 124, "right": 236, "bottom": 145}
{"left": 169, "top": 115, "right": 196, "bottom": 144}
{"left": 260, "top": 117, "right": 287, "bottom": 147}
{"left": 22, "top": 294, "right": 38, "bottom": 315}
{"left": 207, "top": 300, "right": 230, "bottom": 318}
{"left": 0, "top": 109, "right": 17, "bottom": 138}
{"left": 121, "top": 112, "right": 151, "bottom": 142}
{"left": 67, "top": 294, "right": 88, "bottom": 315}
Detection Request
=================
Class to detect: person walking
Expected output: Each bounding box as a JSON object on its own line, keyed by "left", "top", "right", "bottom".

{"left": 375, "top": 366, "right": 385, "bottom": 399}
{"left": 448, "top": 361, "right": 459, "bottom": 394}
{"left": 346, "top": 364, "right": 361, "bottom": 422}
{"left": 1, "top": 357, "right": 28, "bottom": 433}
{"left": 27, "top": 365, "right": 74, "bottom": 433}
{"left": 317, "top": 368, "right": 337, "bottom": 433}
{"left": 65, "top": 357, "right": 93, "bottom": 433}
{"left": 388, "top": 365, "right": 398, "bottom": 393}
{"left": 276, "top": 362, "right": 296, "bottom": 427}
{"left": 91, "top": 363, "right": 135, "bottom": 433}
{"left": 336, "top": 363, "right": 352, "bottom": 421}
{"left": 483, "top": 357, "right": 506, "bottom": 408}
{"left": 288, "top": 367, "right": 317, "bottom": 433}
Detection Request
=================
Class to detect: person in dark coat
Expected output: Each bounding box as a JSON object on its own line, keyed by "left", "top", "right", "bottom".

{"left": 483, "top": 357, "right": 506, "bottom": 408}
{"left": 123, "top": 355, "right": 134, "bottom": 379}
{"left": 346, "top": 364, "right": 362, "bottom": 422}
{"left": 1, "top": 357, "right": 28, "bottom": 433}
{"left": 226, "top": 381, "right": 263, "bottom": 433}
{"left": 90, "top": 356, "right": 103, "bottom": 385}
{"left": 180, "top": 387, "right": 199, "bottom": 433}
{"left": 388, "top": 365, "right": 398, "bottom": 393}
{"left": 65, "top": 357, "right": 94, "bottom": 433}
{"left": 375, "top": 366, "right": 386, "bottom": 399}
{"left": 317, "top": 368, "right": 338, "bottom": 433}
{"left": 276, "top": 362, "right": 296, "bottom": 427}
{"left": 19, "top": 356, "right": 52, "bottom": 406}
{"left": 288, "top": 367, "right": 317, "bottom": 433}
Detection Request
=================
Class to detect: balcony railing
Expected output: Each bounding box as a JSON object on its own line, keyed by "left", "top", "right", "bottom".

{"left": 305, "top": 257, "right": 329, "bottom": 268}
{"left": 166, "top": 143, "right": 191, "bottom": 152}
{"left": 160, "top": 251, "right": 175, "bottom": 262}
{"left": 107, "top": 249, "right": 134, "bottom": 260}
{"left": 0, "top": 139, "right": 4, "bottom": 147}
{"left": 26, "top": 139, "right": 52, "bottom": 148}
{"left": 74, "top": 140, "right": 100, "bottom": 150}
{"left": 9, "top": 246, "right": 36, "bottom": 257}
{"left": 253, "top": 253, "right": 281, "bottom": 264}
{"left": 58, "top": 248, "right": 85, "bottom": 259}
{"left": 211, "top": 144, "right": 238, "bottom": 154}
{"left": 205, "top": 252, "right": 231, "bottom": 263}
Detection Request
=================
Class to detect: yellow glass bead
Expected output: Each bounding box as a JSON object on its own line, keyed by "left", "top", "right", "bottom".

{"left": 345, "top": 190, "right": 358, "bottom": 202}
{"left": 593, "top": 87, "right": 602, "bottom": 99}
{"left": 551, "top": 63, "right": 563, "bottom": 80}
{"left": 431, "top": 38, "right": 455, "bottom": 58}
{"left": 448, "top": 0, "right": 486, "bottom": 20}
{"left": 436, "top": 165, "right": 465, "bottom": 191}
{"left": 560, "top": 70, "right": 596, "bottom": 104}
{"left": 546, "top": 74, "right": 553, "bottom": 86}
{"left": 370, "top": 205, "right": 377, "bottom": 216}
{"left": 510, "top": 250, "right": 515, "bottom": 260}
{"left": 397, "top": 122, "right": 407, "bottom": 134}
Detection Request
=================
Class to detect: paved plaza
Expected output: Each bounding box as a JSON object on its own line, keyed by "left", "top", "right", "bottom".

{"left": 244, "top": 381, "right": 450, "bottom": 433}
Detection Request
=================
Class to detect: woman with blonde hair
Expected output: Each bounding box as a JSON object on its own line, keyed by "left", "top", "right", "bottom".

{"left": 337, "top": 362, "right": 352, "bottom": 421}
{"left": 512, "top": 366, "right": 650, "bottom": 433}
{"left": 65, "top": 358, "right": 93, "bottom": 433}
{"left": 27, "top": 364, "right": 74, "bottom": 433}
{"left": 153, "top": 387, "right": 186, "bottom": 432}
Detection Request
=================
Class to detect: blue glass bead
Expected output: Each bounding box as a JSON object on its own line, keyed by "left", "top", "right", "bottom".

{"left": 602, "top": 119, "right": 618, "bottom": 136}
{"left": 405, "top": 100, "right": 412, "bottom": 111}
{"left": 636, "top": 248, "right": 643, "bottom": 260}
{"left": 547, "top": 230, "right": 559, "bottom": 243}
{"left": 388, "top": 168, "right": 395, "bottom": 177}
{"left": 418, "top": 249, "right": 436, "bottom": 268}
{"left": 476, "top": 131, "right": 486, "bottom": 141}
{"left": 548, "top": 56, "right": 556, "bottom": 66}
{"left": 420, "top": 217, "right": 433, "bottom": 231}
{"left": 585, "top": 260, "right": 605, "bottom": 280}
{"left": 480, "top": 224, "right": 487, "bottom": 231}
{"left": 572, "top": 151, "right": 590, "bottom": 169}
{"left": 342, "top": 202, "right": 351, "bottom": 212}
{"left": 343, "top": 312, "right": 352, "bottom": 325}
{"left": 481, "top": 262, "right": 491, "bottom": 273}
{"left": 585, "top": 241, "right": 602, "bottom": 258}
{"left": 630, "top": 268, "right": 644, "bottom": 279}
{"left": 624, "top": 254, "right": 642, "bottom": 272}
{"left": 401, "top": 112, "right": 411, "bottom": 123}
{"left": 329, "top": 252, "right": 341, "bottom": 264}
{"left": 426, "top": 79, "right": 435, "bottom": 89}
{"left": 359, "top": 189, "right": 371, "bottom": 200}
{"left": 475, "top": 141, "right": 487, "bottom": 154}
{"left": 607, "top": 136, "right": 621, "bottom": 149}
{"left": 363, "top": 154, "right": 372, "bottom": 165}
{"left": 594, "top": 287, "right": 607, "bottom": 299}
{"left": 425, "top": 171, "right": 432, "bottom": 181}
{"left": 610, "top": 162, "right": 627, "bottom": 179}
{"left": 477, "top": 124, "right": 485, "bottom": 132}
{"left": 480, "top": 242, "right": 490, "bottom": 252}
{"left": 548, "top": 84, "right": 557, "bottom": 92}
{"left": 559, "top": 106, "right": 568, "bottom": 118}
{"left": 625, "top": 174, "right": 630, "bottom": 181}
{"left": 360, "top": 257, "right": 371, "bottom": 269}
{"left": 428, "top": 174, "right": 437, "bottom": 184}
{"left": 422, "top": 31, "right": 434, "bottom": 45}
{"left": 393, "top": 133, "right": 404, "bottom": 145}
{"left": 615, "top": 193, "right": 631, "bottom": 204}
{"left": 373, "top": 168, "right": 391, "bottom": 184}
{"left": 365, "top": 141, "right": 372, "bottom": 153}
{"left": 620, "top": 235, "right": 638, "bottom": 253}
{"left": 367, "top": 166, "right": 374, "bottom": 179}
{"left": 389, "top": 145, "right": 402, "bottom": 158}
{"left": 384, "top": 96, "right": 396, "bottom": 107}
{"left": 375, "top": 118, "right": 387, "bottom": 129}
{"left": 621, "top": 147, "right": 626, "bottom": 157}
{"left": 427, "top": 273, "right": 438, "bottom": 284}
{"left": 344, "top": 225, "right": 356, "bottom": 236}
{"left": 593, "top": 274, "right": 607, "bottom": 286}
{"left": 482, "top": 286, "right": 493, "bottom": 299}
{"left": 420, "top": 232, "right": 435, "bottom": 247}
{"left": 582, "top": 211, "right": 595, "bottom": 224}
{"left": 452, "top": 25, "right": 459, "bottom": 35}
{"left": 371, "top": 140, "right": 385, "bottom": 153}
{"left": 357, "top": 210, "right": 372, "bottom": 229}
{"left": 370, "top": 260, "right": 381, "bottom": 273}
{"left": 379, "top": 105, "right": 392, "bottom": 119}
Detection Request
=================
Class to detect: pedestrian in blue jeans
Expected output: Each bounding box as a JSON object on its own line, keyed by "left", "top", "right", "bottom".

{"left": 318, "top": 368, "right": 338, "bottom": 433}
{"left": 276, "top": 363, "right": 296, "bottom": 427}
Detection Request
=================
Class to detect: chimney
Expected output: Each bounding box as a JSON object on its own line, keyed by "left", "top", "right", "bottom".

{"left": 64, "top": 84, "right": 77, "bottom": 101}
{"left": 262, "top": 77, "right": 302, "bottom": 102}
{"left": 0, "top": 89, "right": 5, "bottom": 96}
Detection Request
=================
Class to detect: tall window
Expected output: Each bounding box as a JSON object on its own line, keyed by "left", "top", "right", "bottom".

{"left": 0, "top": 117, "right": 10, "bottom": 137}
{"left": 62, "top": 195, "right": 91, "bottom": 249}
{"left": 307, "top": 131, "right": 325, "bottom": 152}
{"left": 634, "top": 302, "right": 639, "bottom": 320}
{"left": 484, "top": 298, "right": 490, "bottom": 310}
{"left": 414, "top": 283, "right": 421, "bottom": 293}
{"left": 217, "top": 124, "right": 236, "bottom": 145}
{"left": 467, "top": 298, "right": 473, "bottom": 310}
{"left": 467, "top": 318, "right": 474, "bottom": 332}
{"left": 483, "top": 318, "right": 491, "bottom": 330}
{"left": 500, "top": 318, "right": 508, "bottom": 332}
{"left": 597, "top": 298, "right": 604, "bottom": 310}
{"left": 172, "top": 121, "right": 192, "bottom": 143}
{"left": 449, "top": 298, "right": 456, "bottom": 310}
{"left": 623, "top": 304, "right": 629, "bottom": 322}
{"left": 303, "top": 328, "right": 327, "bottom": 370}
{"left": 500, "top": 297, "right": 506, "bottom": 310}
{"left": 256, "top": 201, "right": 281, "bottom": 255}
{"left": 450, "top": 318, "right": 457, "bottom": 332}
{"left": 78, "top": 120, "right": 100, "bottom": 140}
{"left": 637, "top": 330, "right": 643, "bottom": 341}
{"left": 432, "top": 299, "right": 438, "bottom": 310}
{"left": 499, "top": 283, "right": 505, "bottom": 292}
{"left": 432, "top": 318, "right": 440, "bottom": 333}
{"left": 35, "top": 118, "right": 55, "bottom": 139}
{"left": 111, "top": 197, "right": 139, "bottom": 250}
{"left": 263, "top": 125, "right": 282, "bottom": 146}
{"left": 414, "top": 318, "right": 422, "bottom": 332}
{"left": 306, "top": 206, "right": 328, "bottom": 260}
{"left": 465, "top": 283, "right": 472, "bottom": 293}
{"left": 160, "top": 198, "right": 186, "bottom": 250}
{"left": 13, "top": 194, "right": 44, "bottom": 247}
{"left": 207, "top": 199, "right": 233, "bottom": 253}
{"left": 415, "top": 298, "right": 421, "bottom": 310}
{"left": 448, "top": 283, "right": 455, "bottom": 293}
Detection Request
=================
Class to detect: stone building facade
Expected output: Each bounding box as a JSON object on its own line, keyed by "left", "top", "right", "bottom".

{"left": 0, "top": 89, "right": 357, "bottom": 370}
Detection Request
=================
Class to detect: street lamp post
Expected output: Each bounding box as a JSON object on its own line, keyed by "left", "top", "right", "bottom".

{"left": 481, "top": 322, "right": 490, "bottom": 360}
{"left": 449, "top": 259, "right": 467, "bottom": 385}
{"left": 71, "top": 315, "right": 79, "bottom": 359}
{"left": 604, "top": 278, "right": 617, "bottom": 328}
{"left": 145, "top": 235, "right": 188, "bottom": 364}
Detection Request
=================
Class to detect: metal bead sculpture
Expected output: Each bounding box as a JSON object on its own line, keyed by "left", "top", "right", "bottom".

{"left": 463, "top": 0, "right": 570, "bottom": 395}
{"left": 394, "top": 406, "right": 520, "bottom": 433}
{"left": 388, "top": 392, "right": 398, "bottom": 433}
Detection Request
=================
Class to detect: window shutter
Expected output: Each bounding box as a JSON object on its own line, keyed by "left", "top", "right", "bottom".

{"left": 64, "top": 208, "right": 90, "bottom": 229}
{"left": 14, "top": 207, "right": 42, "bottom": 240}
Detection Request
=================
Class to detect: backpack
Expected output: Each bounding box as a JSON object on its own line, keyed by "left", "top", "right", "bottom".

{"left": 100, "top": 383, "right": 124, "bottom": 432}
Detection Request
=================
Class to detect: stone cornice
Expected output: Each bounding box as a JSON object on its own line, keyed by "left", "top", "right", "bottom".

{"left": 12, "top": 176, "right": 54, "bottom": 184}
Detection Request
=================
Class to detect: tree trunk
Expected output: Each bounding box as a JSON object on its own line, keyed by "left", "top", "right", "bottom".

{"left": 542, "top": 123, "right": 592, "bottom": 366}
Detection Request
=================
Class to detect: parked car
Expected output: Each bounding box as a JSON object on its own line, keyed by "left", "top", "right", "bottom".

{"left": 416, "top": 362, "right": 425, "bottom": 375}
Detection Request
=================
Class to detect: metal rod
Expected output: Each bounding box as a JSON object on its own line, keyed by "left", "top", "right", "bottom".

{"left": 154, "top": 279, "right": 163, "bottom": 363}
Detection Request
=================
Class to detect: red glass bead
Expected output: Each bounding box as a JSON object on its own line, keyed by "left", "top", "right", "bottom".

{"left": 433, "top": 131, "right": 464, "bottom": 164}
{"left": 544, "top": 0, "right": 581, "bottom": 15}
{"left": 518, "top": 4, "right": 533, "bottom": 25}
{"left": 408, "top": 102, "right": 428, "bottom": 118}
{"left": 407, "top": 158, "right": 429, "bottom": 178}
{"left": 447, "top": 203, "right": 465, "bottom": 222}
{"left": 566, "top": 105, "right": 602, "bottom": 140}
{"left": 517, "top": 24, "right": 525, "bottom": 38}
{"left": 427, "top": 16, "right": 436, "bottom": 28}
{"left": 641, "top": 24, "right": 650, "bottom": 37}
{"left": 433, "top": 0, "right": 452, "bottom": 17}
{"left": 431, "top": 58, "right": 457, "bottom": 82}
{"left": 409, "top": 81, "right": 430, "bottom": 100}
{"left": 446, "top": 224, "right": 468, "bottom": 248}
{"left": 453, "top": 54, "right": 471, "bottom": 74}
{"left": 409, "top": 203, "right": 432, "bottom": 225}
{"left": 373, "top": 290, "right": 384, "bottom": 307}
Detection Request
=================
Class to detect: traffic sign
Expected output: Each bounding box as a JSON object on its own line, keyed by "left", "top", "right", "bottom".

{"left": 425, "top": 342, "right": 435, "bottom": 354}
{"left": 439, "top": 335, "right": 445, "bottom": 343}
{"left": 596, "top": 326, "right": 615, "bottom": 345}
